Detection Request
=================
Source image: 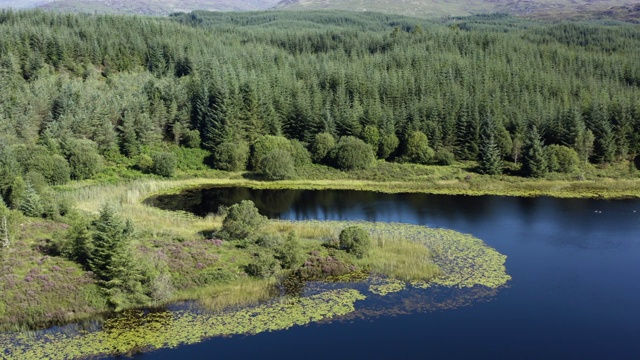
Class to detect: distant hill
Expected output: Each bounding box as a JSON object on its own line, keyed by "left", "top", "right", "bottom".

{"left": 1, "top": 0, "right": 637, "bottom": 21}
{"left": 1, "top": 0, "right": 280, "bottom": 15}
{"left": 275, "top": 0, "right": 637, "bottom": 19}
{"left": 0, "top": 0, "right": 51, "bottom": 9}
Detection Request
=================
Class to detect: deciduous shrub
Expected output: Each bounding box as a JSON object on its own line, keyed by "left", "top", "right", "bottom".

{"left": 546, "top": 145, "right": 580, "bottom": 173}
{"left": 250, "top": 135, "right": 292, "bottom": 170}
{"left": 332, "top": 136, "right": 375, "bottom": 171}
{"left": 378, "top": 133, "right": 399, "bottom": 160}
{"left": 220, "top": 200, "right": 267, "bottom": 240}
{"left": 434, "top": 149, "right": 456, "bottom": 165}
{"left": 258, "top": 150, "right": 295, "bottom": 180}
{"left": 404, "top": 131, "right": 434, "bottom": 164}
{"left": 289, "top": 139, "right": 312, "bottom": 167}
{"left": 68, "top": 141, "right": 103, "bottom": 180}
{"left": 151, "top": 152, "right": 177, "bottom": 177}
{"left": 362, "top": 125, "right": 380, "bottom": 150}
{"left": 310, "top": 132, "right": 335, "bottom": 163}
{"left": 339, "top": 226, "right": 371, "bottom": 258}
{"left": 278, "top": 231, "right": 303, "bottom": 270}
{"left": 246, "top": 252, "right": 279, "bottom": 278}
{"left": 135, "top": 154, "right": 154, "bottom": 173}
{"left": 256, "top": 233, "right": 284, "bottom": 249}
{"left": 213, "top": 141, "right": 250, "bottom": 171}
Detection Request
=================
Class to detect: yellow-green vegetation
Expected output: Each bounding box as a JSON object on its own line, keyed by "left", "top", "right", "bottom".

{"left": 1, "top": 177, "right": 513, "bottom": 358}
{"left": 0, "top": 289, "right": 366, "bottom": 359}
{"left": 369, "top": 278, "right": 406, "bottom": 296}
{"left": 2, "top": 176, "right": 513, "bottom": 329}
{"left": 277, "top": 221, "right": 511, "bottom": 289}
{"left": 112, "top": 161, "right": 640, "bottom": 200}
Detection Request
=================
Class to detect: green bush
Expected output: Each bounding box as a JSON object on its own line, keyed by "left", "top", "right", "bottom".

{"left": 25, "top": 171, "right": 48, "bottom": 193}
{"left": 339, "top": 226, "right": 371, "bottom": 259}
{"left": 182, "top": 129, "right": 201, "bottom": 149}
{"left": 198, "top": 268, "right": 236, "bottom": 285}
{"left": 50, "top": 155, "right": 72, "bottom": 185}
{"left": 213, "top": 141, "right": 250, "bottom": 172}
{"left": 378, "top": 133, "right": 399, "bottom": 160}
{"left": 289, "top": 140, "right": 312, "bottom": 168}
{"left": 404, "top": 131, "right": 435, "bottom": 164}
{"left": 245, "top": 252, "right": 280, "bottom": 278}
{"left": 256, "top": 233, "right": 284, "bottom": 249}
{"left": 258, "top": 150, "right": 296, "bottom": 180}
{"left": 278, "top": 231, "right": 303, "bottom": 270}
{"left": 434, "top": 149, "right": 456, "bottom": 165}
{"left": 332, "top": 136, "right": 375, "bottom": 171}
{"left": 21, "top": 147, "right": 71, "bottom": 185}
{"left": 220, "top": 200, "right": 267, "bottom": 240}
{"left": 310, "top": 132, "right": 336, "bottom": 163}
{"left": 7, "top": 176, "right": 26, "bottom": 210}
{"left": 362, "top": 125, "right": 380, "bottom": 150}
{"left": 250, "top": 135, "right": 292, "bottom": 170}
{"left": 151, "top": 152, "right": 177, "bottom": 177}
{"left": 546, "top": 145, "right": 580, "bottom": 173}
{"left": 135, "top": 154, "right": 154, "bottom": 173}
{"left": 0, "top": 143, "right": 20, "bottom": 201}
{"left": 68, "top": 142, "right": 103, "bottom": 180}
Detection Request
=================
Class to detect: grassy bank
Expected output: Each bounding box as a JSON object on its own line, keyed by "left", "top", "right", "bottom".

{"left": 1, "top": 173, "right": 513, "bottom": 357}
{"left": 98, "top": 159, "right": 640, "bottom": 200}
{"left": 3, "top": 156, "right": 634, "bottom": 331}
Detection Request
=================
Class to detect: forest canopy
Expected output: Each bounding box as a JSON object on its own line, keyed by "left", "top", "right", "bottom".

{"left": 1, "top": 10, "right": 639, "bottom": 206}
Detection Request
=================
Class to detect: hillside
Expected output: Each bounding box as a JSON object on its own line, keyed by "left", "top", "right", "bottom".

{"left": 3, "top": 0, "right": 280, "bottom": 15}
{"left": 275, "top": 0, "right": 637, "bottom": 19}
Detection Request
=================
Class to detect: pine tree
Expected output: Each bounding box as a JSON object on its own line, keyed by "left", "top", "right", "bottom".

{"left": 522, "top": 126, "right": 548, "bottom": 178}
{"left": 20, "top": 183, "right": 43, "bottom": 218}
{"left": 478, "top": 117, "right": 503, "bottom": 175}
{"left": 89, "top": 205, "right": 133, "bottom": 282}
{"left": 586, "top": 102, "right": 616, "bottom": 164}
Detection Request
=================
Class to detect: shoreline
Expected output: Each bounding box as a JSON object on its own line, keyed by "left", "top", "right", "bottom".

{"left": 141, "top": 174, "right": 640, "bottom": 200}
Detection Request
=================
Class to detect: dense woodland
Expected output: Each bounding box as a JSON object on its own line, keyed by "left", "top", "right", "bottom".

{"left": 1, "top": 10, "right": 640, "bottom": 205}
{"left": 1, "top": 9, "right": 640, "bottom": 326}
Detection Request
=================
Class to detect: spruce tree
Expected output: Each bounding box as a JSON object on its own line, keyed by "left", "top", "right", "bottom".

{"left": 19, "top": 183, "right": 43, "bottom": 218}
{"left": 478, "top": 118, "right": 503, "bottom": 175}
{"left": 89, "top": 205, "right": 133, "bottom": 282}
{"left": 522, "top": 126, "right": 548, "bottom": 178}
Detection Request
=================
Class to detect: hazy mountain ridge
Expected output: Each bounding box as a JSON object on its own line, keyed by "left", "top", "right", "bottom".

{"left": 1, "top": 0, "right": 281, "bottom": 15}
{"left": 275, "top": 0, "right": 638, "bottom": 19}
{"left": 0, "top": 0, "right": 637, "bottom": 20}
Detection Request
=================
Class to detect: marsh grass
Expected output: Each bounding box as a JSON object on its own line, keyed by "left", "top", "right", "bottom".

{"left": 182, "top": 278, "right": 278, "bottom": 312}
{"left": 270, "top": 221, "right": 441, "bottom": 282}
{"left": 4, "top": 173, "right": 513, "bottom": 332}
{"left": 363, "top": 232, "right": 442, "bottom": 281}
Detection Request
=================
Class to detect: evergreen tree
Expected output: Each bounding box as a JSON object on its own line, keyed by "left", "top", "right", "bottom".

{"left": 89, "top": 205, "right": 134, "bottom": 282}
{"left": 19, "top": 183, "right": 43, "bottom": 218}
{"left": 575, "top": 128, "right": 595, "bottom": 166}
{"left": 586, "top": 102, "right": 616, "bottom": 164}
{"left": 478, "top": 118, "right": 503, "bottom": 175}
{"left": 522, "top": 126, "right": 548, "bottom": 178}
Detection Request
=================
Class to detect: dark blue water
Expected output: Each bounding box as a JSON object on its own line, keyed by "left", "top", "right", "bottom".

{"left": 143, "top": 188, "right": 640, "bottom": 359}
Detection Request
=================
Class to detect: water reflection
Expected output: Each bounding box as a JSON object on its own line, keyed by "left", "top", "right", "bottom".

{"left": 146, "top": 187, "right": 640, "bottom": 251}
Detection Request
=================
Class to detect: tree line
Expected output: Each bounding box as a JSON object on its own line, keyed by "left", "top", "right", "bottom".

{"left": 1, "top": 10, "right": 640, "bottom": 208}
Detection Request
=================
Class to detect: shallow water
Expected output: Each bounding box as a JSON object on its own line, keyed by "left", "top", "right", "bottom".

{"left": 143, "top": 187, "right": 640, "bottom": 359}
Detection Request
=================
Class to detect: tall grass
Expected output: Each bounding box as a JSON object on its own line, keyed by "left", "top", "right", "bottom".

{"left": 61, "top": 179, "right": 223, "bottom": 239}
{"left": 363, "top": 232, "right": 441, "bottom": 281}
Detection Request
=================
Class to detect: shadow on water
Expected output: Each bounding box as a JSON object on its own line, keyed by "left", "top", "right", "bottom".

{"left": 145, "top": 186, "right": 640, "bottom": 251}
